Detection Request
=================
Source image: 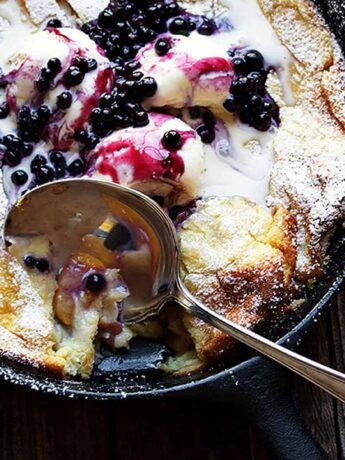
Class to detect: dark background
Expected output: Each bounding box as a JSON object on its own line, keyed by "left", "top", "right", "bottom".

{"left": 0, "top": 290, "right": 343, "bottom": 460}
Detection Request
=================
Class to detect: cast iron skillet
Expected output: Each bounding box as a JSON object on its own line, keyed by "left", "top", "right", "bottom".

{"left": 0, "top": 1, "right": 344, "bottom": 459}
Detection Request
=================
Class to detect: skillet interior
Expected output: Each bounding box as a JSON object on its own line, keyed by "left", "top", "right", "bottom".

{"left": 0, "top": 0, "right": 345, "bottom": 399}
{"left": 0, "top": 229, "right": 343, "bottom": 400}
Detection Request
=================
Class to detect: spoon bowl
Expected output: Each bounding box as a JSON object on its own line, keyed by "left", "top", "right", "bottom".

{"left": 3, "top": 179, "right": 178, "bottom": 322}
{"left": 4, "top": 178, "right": 345, "bottom": 404}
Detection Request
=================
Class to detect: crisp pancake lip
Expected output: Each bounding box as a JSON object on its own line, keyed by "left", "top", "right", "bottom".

{"left": 0, "top": 0, "right": 344, "bottom": 377}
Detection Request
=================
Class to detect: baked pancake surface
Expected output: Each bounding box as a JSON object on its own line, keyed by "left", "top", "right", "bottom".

{"left": 0, "top": 0, "right": 343, "bottom": 378}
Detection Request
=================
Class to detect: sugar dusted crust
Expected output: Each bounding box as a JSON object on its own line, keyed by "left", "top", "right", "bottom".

{"left": 258, "top": 0, "right": 345, "bottom": 279}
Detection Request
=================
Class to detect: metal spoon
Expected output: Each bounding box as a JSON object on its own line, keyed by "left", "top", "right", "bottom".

{"left": 4, "top": 178, "right": 345, "bottom": 402}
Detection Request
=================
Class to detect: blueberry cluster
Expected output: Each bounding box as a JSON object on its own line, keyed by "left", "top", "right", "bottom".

{"left": 23, "top": 255, "right": 50, "bottom": 273}
{"left": 63, "top": 56, "right": 97, "bottom": 87}
{"left": 2, "top": 134, "right": 33, "bottom": 168}
{"left": 82, "top": 0, "right": 215, "bottom": 65}
{"left": 29, "top": 151, "right": 85, "bottom": 186}
{"left": 17, "top": 104, "right": 51, "bottom": 142}
{"left": 76, "top": 61, "right": 157, "bottom": 146}
{"left": 36, "top": 58, "right": 62, "bottom": 92}
{"left": 223, "top": 49, "right": 279, "bottom": 132}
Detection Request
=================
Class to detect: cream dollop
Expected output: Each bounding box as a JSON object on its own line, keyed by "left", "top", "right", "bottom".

{"left": 89, "top": 112, "right": 205, "bottom": 205}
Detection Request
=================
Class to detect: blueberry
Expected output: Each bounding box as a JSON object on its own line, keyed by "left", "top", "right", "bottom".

{"left": 86, "top": 134, "right": 100, "bottom": 149}
{"left": 138, "top": 77, "right": 157, "bottom": 98}
{"left": 11, "top": 170, "right": 28, "bottom": 186}
{"left": 63, "top": 66, "right": 84, "bottom": 87}
{"left": 4, "top": 151, "right": 21, "bottom": 167}
{"left": 165, "top": 2, "right": 181, "bottom": 16}
{"left": 131, "top": 71, "right": 144, "bottom": 81}
{"left": 98, "top": 8, "right": 116, "bottom": 28}
{"left": 251, "top": 111, "right": 272, "bottom": 131}
{"left": 67, "top": 159, "right": 85, "bottom": 176}
{"left": 187, "top": 19, "right": 197, "bottom": 31}
{"left": 239, "top": 108, "right": 251, "bottom": 124}
{"left": 232, "top": 57, "right": 247, "bottom": 74}
{"left": 121, "top": 46, "right": 136, "bottom": 60}
{"left": 85, "top": 273, "right": 106, "bottom": 293}
{"left": 23, "top": 255, "right": 36, "bottom": 268}
{"left": 198, "top": 18, "right": 215, "bottom": 36}
{"left": 22, "top": 143, "right": 33, "bottom": 157}
{"left": 98, "top": 93, "right": 113, "bottom": 108}
{"left": 92, "top": 121, "right": 110, "bottom": 137}
{"left": 248, "top": 72, "right": 266, "bottom": 93}
{"left": 57, "top": 91, "right": 73, "bottom": 109}
{"left": 169, "top": 17, "right": 190, "bottom": 36}
{"left": 262, "top": 100, "right": 274, "bottom": 112}
{"left": 155, "top": 38, "right": 170, "bottom": 56}
{"left": 41, "top": 67, "right": 55, "bottom": 81}
{"left": 162, "top": 130, "right": 182, "bottom": 150}
{"left": 35, "top": 77, "right": 51, "bottom": 92}
{"left": 71, "top": 56, "right": 89, "bottom": 72}
{"left": 46, "top": 18, "right": 62, "bottom": 28}
{"left": 36, "top": 105, "right": 51, "bottom": 122}
{"left": 47, "top": 58, "right": 61, "bottom": 74}
{"left": 244, "top": 50, "right": 264, "bottom": 71}
{"left": 35, "top": 165, "right": 55, "bottom": 184}
{"left": 86, "top": 58, "right": 98, "bottom": 72}
{"left": 0, "top": 103, "right": 9, "bottom": 119}
{"left": 223, "top": 94, "right": 238, "bottom": 112}
{"left": 54, "top": 165, "right": 65, "bottom": 178}
{"left": 90, "top": 108, "right": 103, "bottom": 123}
{"left": 124, "top": 102, "right": 138, "bottom": 114}
{"left": 249, "top": 94, "right": 263, "bottom": 109}
{"left": 31, "top": 155, "right": 47, "bottom": 173}
{"left": 35, "top": 258, "right": 49, "bottom": 273}
{"left": 197, "top": 125, "right": 215, "bottom": 144}
{"left": 124, "top": 60, "right": 141, "bottom": 75}
{"left": 3, "top": 135, "right": 22, "bottom": 153}
{"left": 231, "top": 76, "right": 253, "bottom": 95}
{"left": 134, "top": 110, "right": 149, "bottom": 127}
{"left": 50, "top": 150, "right": 66, "bottom": 167}
{"left": 18, "top": 106, "right": 30, "bottom": 121}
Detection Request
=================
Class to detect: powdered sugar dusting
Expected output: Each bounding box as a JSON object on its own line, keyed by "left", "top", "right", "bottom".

{"left": 268, "top": 106, "right": 345, "bottom": 278}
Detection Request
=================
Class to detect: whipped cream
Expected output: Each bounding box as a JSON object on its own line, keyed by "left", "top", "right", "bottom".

{"left": 138, "top": 33, "right": 234, "bottom": 109}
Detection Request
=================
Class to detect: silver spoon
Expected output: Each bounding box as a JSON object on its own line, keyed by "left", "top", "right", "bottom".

{"left": 4, "top": 178, "right": 345, "bottom": 402}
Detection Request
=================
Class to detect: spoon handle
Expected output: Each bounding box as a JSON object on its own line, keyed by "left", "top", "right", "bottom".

{"left": 176, "top": 277, "right": 345, "bottom": 404}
